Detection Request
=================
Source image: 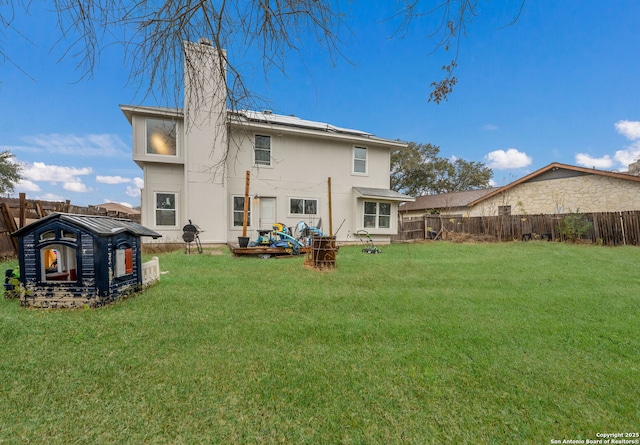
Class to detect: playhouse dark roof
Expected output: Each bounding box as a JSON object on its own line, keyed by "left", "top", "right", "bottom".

{"left": 12, "top": 212, "right": 162, "bottom": 239}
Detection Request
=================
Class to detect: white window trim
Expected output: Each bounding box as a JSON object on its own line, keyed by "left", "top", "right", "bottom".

{"left": 254, "top": 134, "right": 273, "bottom": 167}
{"left": 288, "top": 197, "right": 319, "bottom": 217}
{"left": 154, "top": 192, "right": 178, "bottom": 228}
{"left": 363, "top": 200, "right": 393, "bottom": 231}
{"left": 232, "top": 195, "right": 252, "bottom": 229}
{"left": 352, "top": 146, "right": 368, "bottom": 175}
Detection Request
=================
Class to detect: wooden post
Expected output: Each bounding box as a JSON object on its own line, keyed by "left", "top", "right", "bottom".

{"left": 36, "top": 201, "right": 45, "bottom": 218}
{"left": 19, "top": 193, "right": 26, "bottom": 228}
{"left": 242, "top": 170, "right": 250, "bottom": 238}
{"left": 2, "top": 202, "right": 18, "bottom": 253}
{"left": 327, "top": 177, "right": 333, "bottom": 236}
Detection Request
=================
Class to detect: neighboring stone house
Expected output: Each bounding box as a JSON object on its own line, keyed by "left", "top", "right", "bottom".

{"left": 399, "top": 188, "right": 498, "bottom": 217}
{"left": 471, "top": 163, "right": 640, "bottom": 216}
{"left": 399, "top": 163, "right": 640, "bottom": 218}
{"left": 120, "top": 40, "right": 413, "bottom": 245}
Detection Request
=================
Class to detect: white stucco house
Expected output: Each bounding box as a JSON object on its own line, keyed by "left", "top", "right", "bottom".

{"left": 120, "top": 40, "right": 413, "bottom": 245}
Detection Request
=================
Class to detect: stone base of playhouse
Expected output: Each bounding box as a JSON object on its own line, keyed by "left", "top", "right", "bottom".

{"left": 20, "top": 286, "right": 139, "bottom": 309}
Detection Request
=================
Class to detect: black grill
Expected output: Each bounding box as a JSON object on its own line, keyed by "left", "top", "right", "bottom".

{"left": 182, "top": 220, "right": 202, "bottom": 254}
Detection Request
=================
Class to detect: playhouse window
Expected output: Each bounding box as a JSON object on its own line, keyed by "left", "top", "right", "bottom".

{"left": 146, "top": 118, "right": 177, "bottom": 156}
{"left": 290, "top": 198, "right": 318, "bottom": 216}
{"left": 155, "top": 193, "right": 177, "bottom": 226}
{"left": 364, "top": 201, "right": 391, "bottom": 229}
{"left": 254, "top": 135, "right": 271, "bottom": 166}
{"left": 233, "top": 196, "right": 251, "bottom": 227}
{"left": 41, "top": 244, "right": 77, "bottom": 282}
{"left": 115, "top": 247, "right": 133, "bottom": 278}
{"left": 40, "top": 230, "right": 56, "bottom": 241}
{"left": 61, "top": 230, "right": 77, "bottom": 241}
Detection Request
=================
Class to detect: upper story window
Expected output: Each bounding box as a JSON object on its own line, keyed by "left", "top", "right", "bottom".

{"left": 155, "top": 193, "right": 177, "bottom": 226}
{"left": 353, "top": 146, "right": 367, "bottom": 174}
{"left": 146, "top": 118, "right": 177, "bottom": 156}
{"left": 254, "top": 135, "right": 271, "bottom": 166}
{"left": 290, "top": 198, "right": 318, "bottom": 216}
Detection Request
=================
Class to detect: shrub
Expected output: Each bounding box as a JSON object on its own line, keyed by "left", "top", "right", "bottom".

{"left": 558, "top": 210, "right": 593, "bottom": 242}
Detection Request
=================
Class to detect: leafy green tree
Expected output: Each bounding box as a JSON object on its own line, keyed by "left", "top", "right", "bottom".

{"left": 0, "top": 150, "right": 22, "bottom": 195}
{"left": 391, "top": 142, "right": 492, "bottom": 196}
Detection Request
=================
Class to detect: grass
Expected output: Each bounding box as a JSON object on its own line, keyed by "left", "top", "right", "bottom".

{"left": 0, "top": 241, "right": 638, "bottom": 444}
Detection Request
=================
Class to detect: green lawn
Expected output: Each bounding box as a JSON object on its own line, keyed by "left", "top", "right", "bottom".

{"left": 1, "top": 242, "right": 638, "bottom": 444}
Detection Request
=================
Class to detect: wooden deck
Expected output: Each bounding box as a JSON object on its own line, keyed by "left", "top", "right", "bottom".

{"left": 228, "top": 243, "right": 311, "bottom": 258}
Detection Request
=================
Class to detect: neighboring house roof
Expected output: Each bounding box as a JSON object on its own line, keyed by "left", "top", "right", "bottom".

{"left": 92, "top": 202, "right": 141, "bottom": 215}
{"left": 399, "top": 188, "right": 498, "bottom": 212}
{"left": 467, "top": 162, "right": 640, "bottom": 207}
{"left": 353, "top": 187, "right": 415, "bottom": 202}
{"left": 13, "top": 213, "right": 161, "bottom": 239}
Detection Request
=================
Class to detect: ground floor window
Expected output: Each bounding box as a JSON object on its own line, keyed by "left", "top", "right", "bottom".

{"left": 364, "top": 201, "right": 391, "bottom": 229}
{"left": 155, "top": 192, "right": 177, "bottom": 226}
{"left": 233, "top": 196, "right": 251, "bottom": 227}
{"left": 289, "top": 198, "right": 318, "bottom": 216}
{"left": 498, "top": 205, "right": 511, "bottom": 216}
{"left": 41, "top": 244, "right": 77, "bottom": 282}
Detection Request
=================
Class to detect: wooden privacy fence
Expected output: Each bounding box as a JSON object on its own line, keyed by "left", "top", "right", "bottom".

{"left": 394, "top": 211, "right": 640, "bottom": 247}
{"left": 0, "top": 194, "right": 140, "bottom": 258}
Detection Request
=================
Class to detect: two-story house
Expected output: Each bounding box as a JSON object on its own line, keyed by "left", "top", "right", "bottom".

{"left": 120, "top": 39, "right": 412, "bottom": 245}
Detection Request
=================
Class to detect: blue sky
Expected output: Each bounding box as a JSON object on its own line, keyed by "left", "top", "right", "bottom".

{"left": 1, "top": 1, "right": 639, "bottom": 207}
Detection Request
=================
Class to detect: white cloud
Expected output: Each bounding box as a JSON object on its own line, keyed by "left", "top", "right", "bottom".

{"left": 0, "top": 145, "right": 44, "bottom": 154}
{"left": 133, "top": 177, "right": 144, "bottom": 188}
{"left": 483, "top": 124, "right": 499, "bottom": 131}
{"left": 64, "top": 182, "right": 91, "bottom": 193}
{"left": 22, "top": 162, "right": 92, "bottom": 194}
{"left": 126, "top": 177, "right": 144, "bottom": 198}
{"left": 14, "top": 180, "right": 41, "bottom": 193}
{"left": 24, "top": 162, "right": 93, "bottom": 183}
{"left": 573, "top": 120, "right": 640, "bottom": 172}
{"left": 36, "top": 193, "right": 66, "bottom": 202}
{"left": 96, "top": 175, "right": 131, "bottom": 184}
{"left": 19, "top": 133, "right": 129, "bottom": 157}
{"left": 126, "top": 186, "right": 141, "bottom": 198}
{"left": 485, "top": 148, "right": 532, "bottom": 169}
{"left": 615, "top": 120, "right": 640, "bottom": 140}
{"left": 575, "top": 153, "right": 614, "bottom": 169}
{"left": 613, "top": 143, "right": 640, "bottom": 167}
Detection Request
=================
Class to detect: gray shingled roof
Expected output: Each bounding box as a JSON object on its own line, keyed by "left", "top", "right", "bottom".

{"left": 353, "top": 187, "right": 414, "bottom": 201}
{"left": 399, "top": 188, "right": 498, "bottom": 212}
{"left": 13, "top": 213, "right": 161, "bottom": 239}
